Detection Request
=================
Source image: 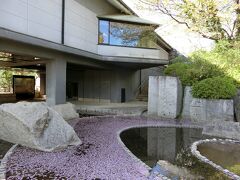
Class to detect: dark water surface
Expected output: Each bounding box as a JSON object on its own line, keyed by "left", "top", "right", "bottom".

{"left": 0, "top": 140, "right": 13, "bottom": 161}
{"left": 120, "top": 127, "right": 230, "bottom": 179}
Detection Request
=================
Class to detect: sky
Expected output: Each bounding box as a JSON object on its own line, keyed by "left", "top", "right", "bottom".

{"left": 122, "top": 0, "right": 215, "bottom": 56}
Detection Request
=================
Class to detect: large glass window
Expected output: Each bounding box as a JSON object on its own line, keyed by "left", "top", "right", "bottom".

{"left": 98, "top": 20, "right": 158, "bottom": 49}
{"left": 99, "top": 20, "right": 109, "bottom": 44}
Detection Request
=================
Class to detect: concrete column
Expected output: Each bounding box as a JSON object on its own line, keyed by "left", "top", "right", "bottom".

{"left": 46, "top": 59, "right": 66, "bottom": 106}
{"left": 40, "top": 73, "right": 46, "bottom": 95}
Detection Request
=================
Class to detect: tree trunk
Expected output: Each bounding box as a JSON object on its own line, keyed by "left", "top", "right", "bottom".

{"left": 236, "top": 0, "right": 240, "bottom": 39}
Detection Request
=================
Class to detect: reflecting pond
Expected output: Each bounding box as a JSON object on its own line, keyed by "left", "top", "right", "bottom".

{"left": 120, "top": 127, "right": 230, "bottom": 179}
{"left": 0, "top": 140, "right": 13, "bottom": 161}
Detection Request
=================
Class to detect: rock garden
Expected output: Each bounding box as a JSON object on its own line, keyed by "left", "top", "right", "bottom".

{"left": 0, "top": 41, "right": 240, "bottom": 179}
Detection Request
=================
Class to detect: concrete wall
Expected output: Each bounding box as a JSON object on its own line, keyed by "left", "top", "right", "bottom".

{"left": 0, "top": 0, "right": 118, "bottom": 54}
{"left": 0, "top": 0, "right": 170, "bottom": 60}
{"left": 75, "top": 0, "right": 119, "bottom": 15}
{"left": 98, "top": 45, "right": 169, "bottom": 60}
{"left": 67, "top": 68, "right": 136, "bottom": 103}
{"left": 0, "top": 0, "right": 62, "bottom": 43}
{"left": 111, "top": 70, "right": 135, "bottom": 102}
{"left": 65, "top": 0, "right": 99, "bottom": 53}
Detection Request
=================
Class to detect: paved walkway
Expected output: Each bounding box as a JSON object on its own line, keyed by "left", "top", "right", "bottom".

{"left": 5, "top": 116, "right": 195, "bottom": 180}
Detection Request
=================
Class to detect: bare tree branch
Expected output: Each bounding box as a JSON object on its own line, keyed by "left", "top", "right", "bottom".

{"left": 137, "top": 0, "right": 239, "bottom": 41}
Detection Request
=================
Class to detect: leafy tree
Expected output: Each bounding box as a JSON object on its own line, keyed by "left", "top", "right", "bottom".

{"left": 190, "top": 40, "right": 240, "bottom": 86}
{"left": 138, "top": 0, "right": 240, "bottom": 41}
{"left": 110, "top": 22, "right": 157, "bottom": 47}
{"left": 0, "top": 69, "right": 38, "bottom": 93}
{"left": 0, "top": 70, "right": 13, "bottom": 92}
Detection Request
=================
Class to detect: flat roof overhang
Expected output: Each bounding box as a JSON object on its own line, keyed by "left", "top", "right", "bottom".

{"left": 107, "top": 0, "right": 137, "bottom": 15}
{"left": 97, "top": 14, "right": 160, "bottom": 25}
{"left": 0, "top": 28, "right": 169, "bottom": 69}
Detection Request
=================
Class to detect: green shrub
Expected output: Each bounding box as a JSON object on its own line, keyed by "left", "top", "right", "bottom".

{"left": 179, "top": 68, "right": 199, "bottom": 86}
{"left": 170, "top": 56, "right": 188, "bottom": 64}
{"left": 164, "top": 62, "right": 189, "bottom": 76}
{"left": 164, "top": 62, "right": 195, "bottom": 86}
{"left": 192, "top": 77, "right": 237, "bottom": 99}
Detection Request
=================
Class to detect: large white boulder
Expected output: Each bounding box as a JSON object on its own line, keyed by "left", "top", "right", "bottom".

{"left": 0, "top": 102, "right": 81, "bottom": 152}
{"left": 52, "top": 102, "right": 79, "bottom": 121}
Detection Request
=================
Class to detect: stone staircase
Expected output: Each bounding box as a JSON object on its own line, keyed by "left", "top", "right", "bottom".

{"left": 136, "top": 83, "right": 148, "bottom": 102}
{"left": 135, "top": 66, "right": 164, "bottom": 102}
{"left": 136, "top": 94, "right": 148, "bottom": 102}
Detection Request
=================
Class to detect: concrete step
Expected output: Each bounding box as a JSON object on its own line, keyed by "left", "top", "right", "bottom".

{"left": 136, "top": 94, "right": 148, "bottom": 102}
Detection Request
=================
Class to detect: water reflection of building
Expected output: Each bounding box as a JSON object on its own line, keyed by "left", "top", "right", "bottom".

{"left": 146, "top": 128, "right": 203, "bottom": 163}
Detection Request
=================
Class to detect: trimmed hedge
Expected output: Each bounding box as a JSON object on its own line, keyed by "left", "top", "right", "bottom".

{"left": 192, "top": 77, "right": 237, "bottom": 99}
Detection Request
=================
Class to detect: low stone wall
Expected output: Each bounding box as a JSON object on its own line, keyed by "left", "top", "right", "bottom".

{"left": 0, "top": 94, "right": 16, "bottom": 104}
{"left": 148, "top": 76, "right": 183, "bottom": 119}
{"left": 203, "top": 121, "right": 240, "bottom": 140}
{"left": 190, "top": 98, "right": 234, "bottom": 123}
